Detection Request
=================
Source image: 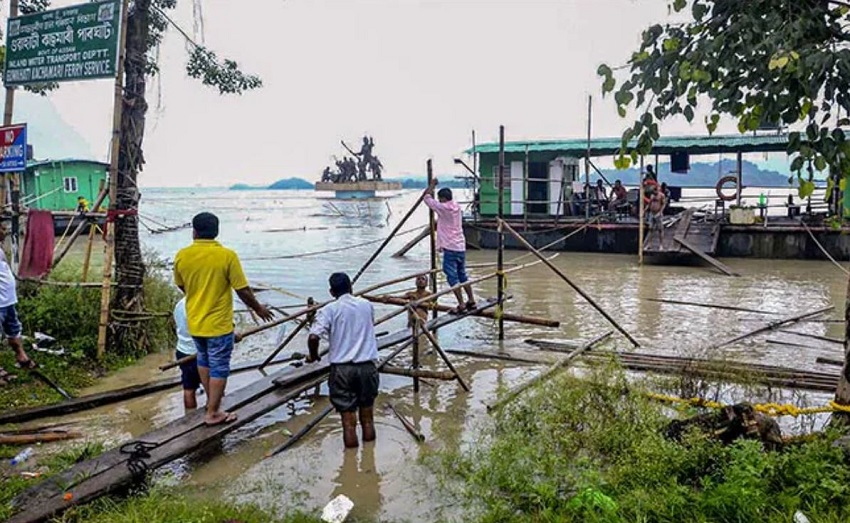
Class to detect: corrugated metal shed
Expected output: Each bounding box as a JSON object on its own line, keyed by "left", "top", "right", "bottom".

{"left": 469, "top": 134, "right": 789, "bottom": 156}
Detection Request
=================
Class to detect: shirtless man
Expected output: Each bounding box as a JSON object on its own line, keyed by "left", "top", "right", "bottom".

{"left": 648, "top": 189, "right": 667, "bottom": 248}
{"left": 403, "top": 275, "right": 431, "bottom": 328}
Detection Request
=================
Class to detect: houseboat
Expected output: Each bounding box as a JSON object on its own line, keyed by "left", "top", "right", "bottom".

{"left": 462, "top": 134, "right": 850, "bottom": 261}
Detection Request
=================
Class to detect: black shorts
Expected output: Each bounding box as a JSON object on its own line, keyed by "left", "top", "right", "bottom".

{"left": 328, "top": 361, "right": 380, "bottom": 413}
{"left": 176, "top": 350, "right": 201, "bottom": 391}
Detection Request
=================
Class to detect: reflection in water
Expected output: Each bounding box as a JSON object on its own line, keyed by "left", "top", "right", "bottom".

{"left": 331, "top": 444, "right": 382, "bottom": 522}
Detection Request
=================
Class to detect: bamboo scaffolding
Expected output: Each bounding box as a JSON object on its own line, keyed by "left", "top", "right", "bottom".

{"left": 362, "top": 294, "right": 559, "bottom": 327}
{"left": 386, "top": 402, "right": 425, "bottom": 442}
{"left": 499, "top": 219, "right": 640, "bottom": 347}
{"left": 644, "top": 298, "right": 777, "bottom": 315}
{"left": 709, "top": 306, "right": 834, "bottom": 349}
{"left": 372, "top": 256, "right": 551, "bottom": 327}
{"left": 265, "top": 404, "right": 334, "bottom": 458}
{"left": 51, "top": 185, "right": 109, "bottom": 268}
{"left": 487, "top": 331, "right": 612, "bottom": 412}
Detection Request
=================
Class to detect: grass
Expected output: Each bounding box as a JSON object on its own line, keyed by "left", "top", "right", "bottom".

{"left": 441, "top": 362, "right": 850, "bottom": 523}
{"left": 0, "top": 258, "right": 179, "bottom": 411}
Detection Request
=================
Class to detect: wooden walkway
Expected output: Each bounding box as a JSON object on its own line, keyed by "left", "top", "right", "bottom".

{"left": 8, "top": 300, "right": 497, "bottom": 523}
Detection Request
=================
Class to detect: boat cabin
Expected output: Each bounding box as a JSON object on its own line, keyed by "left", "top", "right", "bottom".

{"left": 22, "top": 159, "right": 109, "bottom": 211}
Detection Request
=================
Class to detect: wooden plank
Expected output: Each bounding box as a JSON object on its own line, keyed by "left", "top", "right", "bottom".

{"left": 0, "top": 356, "right": 301, "bottom": 426}
{"left": 674, "top": 235, "right": 739, "bottom": 276}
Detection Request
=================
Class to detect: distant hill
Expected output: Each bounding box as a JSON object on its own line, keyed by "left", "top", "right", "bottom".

{"left": 230, "top": 176, "right": 469, "bottom": 191}
{"left": 600, "top": 160, "right": 796, "bottom": 187}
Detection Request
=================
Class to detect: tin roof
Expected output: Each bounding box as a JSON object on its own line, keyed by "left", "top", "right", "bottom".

{"left": 26, "top": 158, "right": 109, "bottom": 169}
{"left": 469, "top": 134, "right": 789, "bottom": 156}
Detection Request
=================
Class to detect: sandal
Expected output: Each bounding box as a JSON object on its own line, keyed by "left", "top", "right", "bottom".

{"left": 449, "top": 306, "right": 465, "bottom": 315}
{"left": 465, "top": 301, "right": 477, "bottom": 311}
{"left": 15, "top": 359, "right": 37, "bottom": 370}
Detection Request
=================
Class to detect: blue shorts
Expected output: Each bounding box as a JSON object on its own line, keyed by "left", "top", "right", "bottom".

{"left": 442, "top": 249, "right": 468, "bottom": 287}
{"left": 0, "top": 305, "right": 23, "bottom": 339}
{"left": 193, "top": 333, "right": 234, "bottom": 379}
{"left": 176, "top": 350, "right": 201, "bottom": 391}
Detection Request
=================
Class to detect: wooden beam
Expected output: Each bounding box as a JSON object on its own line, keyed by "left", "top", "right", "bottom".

{"left": 381, "top": 365, "right": 457, "bottom": 380}
{"left": 363, "top": 294, "right": 560, "bottom": 327}
{"left": 674, "top": 235, "right": 739, "bottom": 277}
{"left": 391, "top": 227, "right": 430, "bottom": 257}
{"left": 709, "top": 306, "right": 834, "bottom": 350}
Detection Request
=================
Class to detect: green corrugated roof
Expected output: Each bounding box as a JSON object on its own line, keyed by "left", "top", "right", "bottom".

{"left": 26, "top": 158, "right": 109, "bottom": 169}
{"left": 468, "top": 134, "right": 789, "bottom": 156}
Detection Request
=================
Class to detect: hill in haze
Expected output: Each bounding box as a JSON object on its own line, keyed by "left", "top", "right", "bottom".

{"left": 230, "top": 176, "right": 469, "bottom": 191}
{"left": 600, "top": 160, "right": 795, "bottom": 187}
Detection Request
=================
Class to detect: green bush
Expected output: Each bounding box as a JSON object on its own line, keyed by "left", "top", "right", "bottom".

{"left": 445, "top": 364, "right": 850, "bottom": 523}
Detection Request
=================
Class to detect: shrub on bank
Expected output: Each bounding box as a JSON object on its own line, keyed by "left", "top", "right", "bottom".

{"left": 446, "top": 365, "right": 850, "bottom": 522}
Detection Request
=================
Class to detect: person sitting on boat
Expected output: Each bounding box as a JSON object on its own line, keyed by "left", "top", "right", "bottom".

{"left": 594, "top": 179, "right": 609, "bottom": 208}
{"left": 608, "top": 180, "right": 628, "bottom": 211}
{"left": 571, "top": 185, "right": 589, "bottom": 216}
{"left": 424, "top": 179, "right": 476, "bottom": 314}
{"left": 307, "top": 272, "right": 380, "bottom": 449}
{"left": 76, "top": 195, "right": 90, "bottom": 214}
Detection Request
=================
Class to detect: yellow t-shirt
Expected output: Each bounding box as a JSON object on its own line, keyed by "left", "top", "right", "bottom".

{"left": 173, "top": 240, "right": 249, "bottom": 337}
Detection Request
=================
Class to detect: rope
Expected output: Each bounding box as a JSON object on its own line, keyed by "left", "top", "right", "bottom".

{"left": 119, "top": 441, "right": 158, "bottom": 481}
{"left": 241, "top": 226, "right": 424, "bottom": 261}
{"left": 646, "top": 392, "right": 850, "bottom": 417}
{"left": 801, "top": 221, "right": 850, "bottom": 276}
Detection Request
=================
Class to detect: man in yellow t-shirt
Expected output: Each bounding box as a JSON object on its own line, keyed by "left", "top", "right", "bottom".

{"left": 173, "top": 212, "right": 274, "bottom": 426}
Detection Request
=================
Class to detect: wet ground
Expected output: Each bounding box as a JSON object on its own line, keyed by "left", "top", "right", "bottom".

{"left": 15, "top": 188, "right": 850, "bottom": 521}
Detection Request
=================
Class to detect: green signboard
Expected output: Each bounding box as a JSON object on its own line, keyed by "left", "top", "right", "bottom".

{"left": 3, "top": 0, "right": 122, "bottom": 87}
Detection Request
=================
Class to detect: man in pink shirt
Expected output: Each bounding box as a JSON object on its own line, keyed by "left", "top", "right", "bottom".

{"left": 423, "top": 179, "right": 476, "bottom": 313}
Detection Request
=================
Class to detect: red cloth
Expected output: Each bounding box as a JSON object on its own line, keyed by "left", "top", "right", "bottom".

{"left": 19, "top": 210, "right": 55, "bottom": 278}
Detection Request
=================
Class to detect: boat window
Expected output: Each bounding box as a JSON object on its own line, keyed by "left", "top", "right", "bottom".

{"left": 63, "top": 177, "right": 78, "bottom": 192}
{"left": 491, "top": 165, "right": 512, "bottom": 189}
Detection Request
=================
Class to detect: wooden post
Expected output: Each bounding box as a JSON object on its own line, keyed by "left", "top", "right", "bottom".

{"left": 497, "top": 125, "right": 505, "bottom": 341}
{"left": 736, "top": 151, "right": 743, "bottom": 207}
{"left": 81, "top": 180, "right": 105, "bottom": 282}
{"left": 427, "top": 159, "right": 438, "bottom": 320}
{"left": 4, "top": 1, "right": 19, "bottom": 266}
{"left": 523, "top": 144, "right": 529, "bottom": 228}
{"left": 97, "top": 0, "right": 130, "bottom": 359}
{"left": 499, "top": 219, "right": 641, "bottom": 347}
{"left": 412, "top": 322, "right": 420, "bottom": 393}
{"left": 414, "top": 312, "right": 470, "bottom": 391}
{"left": 585, "top": 95, "right": 592, "bottom": 221}
{"left": 638, "top": 156, "right": 645, "bottom": 265}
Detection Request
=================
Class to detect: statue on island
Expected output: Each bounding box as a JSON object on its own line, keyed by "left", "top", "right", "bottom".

{"left": 321, "top": 135, "right": 385, "bottom": 183}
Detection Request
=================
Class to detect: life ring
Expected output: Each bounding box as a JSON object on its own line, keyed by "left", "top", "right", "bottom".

{"left": 716, "top": 175, "right": 738, "bottom": 201}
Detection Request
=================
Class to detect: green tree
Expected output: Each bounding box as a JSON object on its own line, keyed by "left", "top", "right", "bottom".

{"left": 597, "top": 0, "right": 850, "bottom": 409}
{"left": 3, "top": 0, "right": 261, "bottom": 354}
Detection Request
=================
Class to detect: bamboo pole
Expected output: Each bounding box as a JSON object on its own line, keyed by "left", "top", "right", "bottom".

{"left": 412, "top": 322, "right": 420, "bottom": 392}
{"left": 80, "top": 179, "right": 104, "bottom": 282}
{"left": 427, "top": 159, "right": 438, "bottom": 320}
{"left": 96, "top": 0, "right": 130, "bottom": 359}
{"left": 487, "top": 331, "right": 612, "bottom": 412}
{"left": 708, "top": 306, "right": 835, "bottom": 350}
{"left": 386, "top": 402, "right": 425, "bottom": 442}
{"left": 0, "top": 431, "right": 82, "bottom": 446}
{"left": 638, "top": 156, "right": 645, "bottom": 264}
{"left": 499, "top": 219, "right": 641, "bottom": 347}
{"left": 363, "top": 294, "right": 560, "bottom": 327}
{"left": 381, "top": 365, "right": 456, "bottom": 380}
{"left": 352, "top": 191, "right": 427, "bottom": 284}
{"left": 585, "top": 95, "right": 592, "bottom": 221}
{"left": 778, "top": 328, "right": 843, "bottom": 345}
{"left": 391, "top": 227, "right": 430, "bottom": 258}
{"left": 265, "top": 404, "right": 334, "bottom": 458}
{"left": 644, "top": 298, "right": 777, "bottom": 315}
{"left": 497, "top": 125, "right": 506, "bottom": 340}
{"left": 413, "top": 311, "right": 470, "bottom": 391}
{"left": 52, "top": 184, "right": 109, "bottom": 268}
{"left": 260, "top": 319, "right": 308, "bottom": 371}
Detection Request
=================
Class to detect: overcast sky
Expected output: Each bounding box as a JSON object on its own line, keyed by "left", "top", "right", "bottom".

{"left": 9, "top": 0, "right": 749, "bottom": 187}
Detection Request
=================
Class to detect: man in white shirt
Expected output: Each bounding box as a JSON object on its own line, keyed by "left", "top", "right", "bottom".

{"left": 307, "top": 272, "right": 379, "bottom": 449}
{"left": 173, "top": 297, "right": 201, "bottom": 412}
{"left": 0, "top": 224, "right": 35, "bottom": 386}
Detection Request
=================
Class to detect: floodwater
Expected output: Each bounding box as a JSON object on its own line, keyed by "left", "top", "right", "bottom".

{"left": 20, "top": 188, "right": 850, "bottom": 521}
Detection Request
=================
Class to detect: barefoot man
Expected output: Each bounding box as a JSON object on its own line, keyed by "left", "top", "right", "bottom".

{"left": 174, "top": 212, "right": 273, "bottom": 425}
{"left": 423, "top": 179, "right": 475, "bottom": 314}
{"left": 307, "top": 273, "right": 380, "bottom": 449}
{"left": 648, "top": 188, "right": 667, "bottom": 248}
{"left": 0, "top": 222, "right": 36, "bottom": 386}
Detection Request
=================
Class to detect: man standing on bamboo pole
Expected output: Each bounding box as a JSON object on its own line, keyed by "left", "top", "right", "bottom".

{"left": 423, "top": 179, "right": 475, "bottom": 314}
{"left": 173, "top": 213, "right": 273, "bottom": 425}
{"left": 307, "top": 273, "right": 380, "bottom": 449}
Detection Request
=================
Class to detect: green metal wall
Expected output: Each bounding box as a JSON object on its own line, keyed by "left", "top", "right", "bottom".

{"left": 478, "top": 151, "right": 578, "bottom": 216}
{"left": 22, "top": 161, "right": 108, "bottom": 211}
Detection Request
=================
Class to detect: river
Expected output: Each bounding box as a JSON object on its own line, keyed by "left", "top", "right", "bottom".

{"left": 32, "top": 188, "right": 850, "bottom": 521}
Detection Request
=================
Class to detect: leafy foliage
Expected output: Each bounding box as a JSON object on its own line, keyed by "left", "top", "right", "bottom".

{"left": 445, "top": 365, "right": 850, "bottom": 522}
{"left": 186, "top": 47, "right": 262, "bottom": 95}
{"left": 598, "top": 0, "right": 850, "bottom": 189}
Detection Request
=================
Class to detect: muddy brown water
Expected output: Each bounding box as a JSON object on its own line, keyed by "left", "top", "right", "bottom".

{"left": 15, "top": 188, "right": 850, "bottom": 521}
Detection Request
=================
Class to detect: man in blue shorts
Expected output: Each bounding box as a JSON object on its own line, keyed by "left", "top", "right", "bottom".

{"left": 0, "top": 223, "right": 35, "bottom": 386}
